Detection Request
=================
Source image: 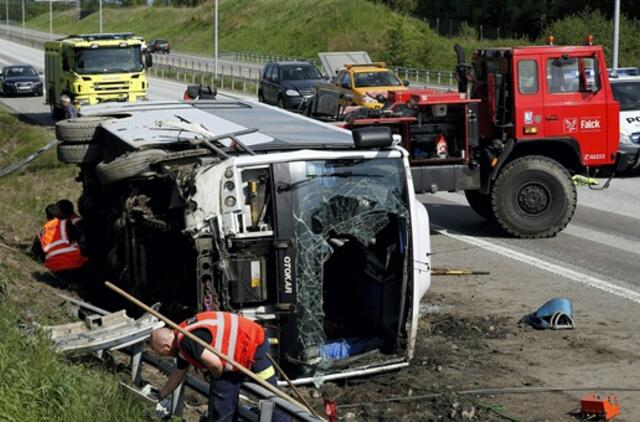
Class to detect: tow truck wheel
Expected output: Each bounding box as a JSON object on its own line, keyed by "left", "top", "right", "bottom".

{"left": 491, "top": 155, "right": 576, "bottom": 239}
{"left": 465, "top": 190, "right": 495, "bottom": 221}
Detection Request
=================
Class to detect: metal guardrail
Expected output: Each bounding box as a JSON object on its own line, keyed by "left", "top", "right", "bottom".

{"left": 150, "top": 53, "right": 260, "bottom": 95}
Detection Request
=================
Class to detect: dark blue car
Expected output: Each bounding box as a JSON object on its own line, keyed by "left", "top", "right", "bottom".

{"left": 258, "top": 61, "right": 325, "bottom": 110}
{"left": 0, "top": 64, "right": 43, "bottom": 97}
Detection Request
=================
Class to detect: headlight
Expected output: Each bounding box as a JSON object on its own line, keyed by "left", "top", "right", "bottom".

{"left": 224, "top": 196, "right": 237, "bottom": 207}
{"left": 361, "top": 95, "right": 376, "bottom": 104}
{"left": 285, "top": 89, "right": 300, "bottom": 97}
{"left": 34, "top": 81, "right": 43, "bottom": 86}
{"left": 5, "top": 81, "right": 14, "bottom": 85}
{"left": 619, "top": 133, "right": 633, "bottom": 145}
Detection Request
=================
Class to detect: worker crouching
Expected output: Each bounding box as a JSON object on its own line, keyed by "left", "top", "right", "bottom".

{"left": 150, "top": 311, "right": 289, "bottom": 422}
{"left": 32, "top": 202, "right": 88, "bottom": 273}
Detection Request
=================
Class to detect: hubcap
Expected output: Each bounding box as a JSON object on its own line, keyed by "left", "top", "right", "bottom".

{"left": 517, "top": 183, "right": 550, "bottom": 215}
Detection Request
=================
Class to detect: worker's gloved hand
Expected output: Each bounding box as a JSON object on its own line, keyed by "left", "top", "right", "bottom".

{"left": 155, "top": 398, "right": 171, "bottom": 418}
{"left": 140, "top": 383, "right": 161, "bottom": 401}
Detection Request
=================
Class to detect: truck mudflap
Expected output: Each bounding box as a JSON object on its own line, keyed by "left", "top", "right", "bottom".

{"left": 411, "top": 164, "right": 481, "bottom": 193}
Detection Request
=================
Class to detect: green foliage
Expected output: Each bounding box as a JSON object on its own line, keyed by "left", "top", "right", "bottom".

{"left": 542, "top": 8, "right": 640, "bottom": 68}
{"left": 381, "top": 16, "right": 436, "bottom": 68}
{"left": 458, "top": 22, "right": 477, "bottom": 40}
{"left": 375, "top": 0, "right": 416, "bottom": 15}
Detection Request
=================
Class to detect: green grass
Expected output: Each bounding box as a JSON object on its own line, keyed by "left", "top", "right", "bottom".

{"left": 0, "top": 107, "right": 149, "bottom": 421}
{"left": 0, "top": 298, "right": 148, "bottom": 421}
{"left": 0, "top": 108, "right": 79, "bottom": 242}
{"left": 25, "top": 0, "right": 529, "bottom": 70}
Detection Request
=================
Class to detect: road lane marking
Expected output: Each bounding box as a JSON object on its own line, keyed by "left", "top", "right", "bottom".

{"left": 433, "top": 224, "right": 640, "bottom": 305}
{"left": 425, "top": 192, "right": 640, "bottom": 254}
{"left": 563, "top": 224, "right": 640, "bottom": 256}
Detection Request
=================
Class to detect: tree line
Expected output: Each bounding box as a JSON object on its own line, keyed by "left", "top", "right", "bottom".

{"left": 377, "top": 0, "right": 640, "bottom": 40}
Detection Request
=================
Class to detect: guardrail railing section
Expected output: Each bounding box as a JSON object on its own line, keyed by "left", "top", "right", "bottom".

{"left": 151, "top": 53, "right": 260, "bottom": 95}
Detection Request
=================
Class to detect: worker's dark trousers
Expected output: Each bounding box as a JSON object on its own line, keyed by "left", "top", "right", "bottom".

{"left": 208, "top": 339, "right": 289, "bottom": 422}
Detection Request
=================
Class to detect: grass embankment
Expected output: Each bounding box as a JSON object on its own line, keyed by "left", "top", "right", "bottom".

{"left": 25, "top": 0, "right": 528, "bottom": 70}
{"left": 0, "top": 107, "right": 148, "bottom": 421}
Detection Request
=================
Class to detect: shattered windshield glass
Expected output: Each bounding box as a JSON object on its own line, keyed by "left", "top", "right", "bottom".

{"left": 287, "top": 158, "right": 410, "bottom": 367}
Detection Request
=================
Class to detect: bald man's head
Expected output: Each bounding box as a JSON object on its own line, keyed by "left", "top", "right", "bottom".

{"left": 150, "top": 327, "right": 177, "bottom": 357}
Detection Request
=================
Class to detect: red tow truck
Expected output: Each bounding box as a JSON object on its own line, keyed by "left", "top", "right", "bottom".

{"left": 342, "top": 42, "right": 627, "bottom": 238}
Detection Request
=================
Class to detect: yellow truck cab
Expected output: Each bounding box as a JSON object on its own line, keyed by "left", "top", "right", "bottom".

{"left": 44, "top": 32, "right": 151, "bottom": 117}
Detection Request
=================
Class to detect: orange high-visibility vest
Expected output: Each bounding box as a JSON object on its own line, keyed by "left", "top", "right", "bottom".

{"left": 38, "top": 218, "right": 88, "bottom": 272}
{"left": 175, "top": 311, "right": 265, "bottom": 371}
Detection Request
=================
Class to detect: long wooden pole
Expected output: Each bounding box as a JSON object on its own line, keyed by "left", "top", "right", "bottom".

{"left": 267, "top": 353, "right": 321, "bottom": 418}
{"left": 104, "top": 281, "right": 324, "bottom": 420}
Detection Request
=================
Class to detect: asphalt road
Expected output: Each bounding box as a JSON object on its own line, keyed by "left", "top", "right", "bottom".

{"left": 3, "top": 34, "right": 640, "bottom": 418}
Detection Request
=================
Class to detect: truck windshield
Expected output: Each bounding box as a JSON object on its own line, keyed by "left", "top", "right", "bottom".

{"left": 286, "top": 158, "right": 409, "bottom": 365}
{"left": 354, "top": 71, "right": 402, "bottom": 88}
{"left": 611, "top": 81, "right": 640, "bottom": 111}
{"left": 74, "top": 46, "right": 143, "bottom": 74}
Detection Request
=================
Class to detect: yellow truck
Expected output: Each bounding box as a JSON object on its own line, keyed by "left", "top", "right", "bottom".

{"left": 44, "top": 32, "right": 152, "bottom": 117}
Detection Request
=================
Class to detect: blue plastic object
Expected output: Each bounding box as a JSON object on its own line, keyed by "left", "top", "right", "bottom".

{"left": 523, "top": 297, "right": 574, "bottom": 330}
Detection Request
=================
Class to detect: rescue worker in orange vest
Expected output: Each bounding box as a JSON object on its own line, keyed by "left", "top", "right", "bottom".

{"left": 150, "top": 311, "right": 288, "bottom": 422}
{"left": 32, "top": 203, "right": 88, "bottom": 273}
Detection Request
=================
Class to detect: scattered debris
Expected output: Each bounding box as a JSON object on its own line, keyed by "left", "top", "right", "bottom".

{"left": 432, "top": 268, "right": 490, "bottom": 276}
{"left": 45, "top": 309, "right": 163, "bottom": 353}
{"left": 580, "top": 394, "right": 620, "bottom": 421}
{"left": 572, "top": 174, "right": 599, "bottom": 186}
{"left": 521, "top": 297, "right": 575, "bottom": 330}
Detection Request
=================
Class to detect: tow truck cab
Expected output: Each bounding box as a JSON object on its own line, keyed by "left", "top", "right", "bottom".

{"left": 473, "top": 44, "right": 620, "bottom": 169}
{"left": 344, "top": 42, "right": 621, "bottom": 238}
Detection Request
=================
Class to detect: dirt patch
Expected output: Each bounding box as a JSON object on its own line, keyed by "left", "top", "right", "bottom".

{"left": 297, "top": 306, "right": 520, "bottom": 421}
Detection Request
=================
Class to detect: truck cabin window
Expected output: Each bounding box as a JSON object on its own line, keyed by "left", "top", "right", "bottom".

{"left": 547, "top": 57, "right": 598, "bottom": 94}
{"left": 73, "top": 46, "right": 143, "bottom": 74}
{"left": 354, "top": 71, "right": 402, "bottom": 88}
{"left": 340, "top": 72, "right": 352, "bottom": 89}
{"left": 518, "top": 60, "right": 538, "bottom": 94}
